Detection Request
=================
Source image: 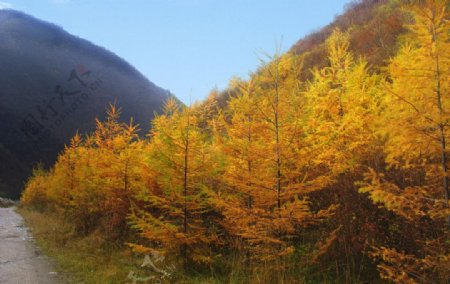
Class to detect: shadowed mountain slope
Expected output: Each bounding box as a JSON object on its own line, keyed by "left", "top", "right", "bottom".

{"left": 0, "top": 10, "right": 174, "bottom": 198}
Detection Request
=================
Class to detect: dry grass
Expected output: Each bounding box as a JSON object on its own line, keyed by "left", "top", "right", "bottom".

{"left": 17, "top": 207, "right": 141, "bottom": 283}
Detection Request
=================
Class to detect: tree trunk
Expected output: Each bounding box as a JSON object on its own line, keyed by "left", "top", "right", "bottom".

{"left": 182, "top": 110, "right": 190, "bottom": 269}
{"left": 183, "top": 108, "right": 191, "bottom": 234}
{"left": 274, "top": 64, "right": 281, "bottom": 210}
{"left": 432, "top": 21, "right": 450, "bottom": 227}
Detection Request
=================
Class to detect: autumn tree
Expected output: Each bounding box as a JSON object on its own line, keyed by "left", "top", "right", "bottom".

{"left": 360, "top": 1, "right": 450, "bottom": 282}
{"left": 20, "top": 163, "right": 50, "bottom": 211}
{"left": 129, "top": 98, "right": 221, "bottom": 268}
{"left": 213, "top": 52, "right": 336, "bottom": 282}
{"left": 214, "top": 77, "right": 285, "bottom": 266}
{"left": 26, "top": 104, "right": 144, "bottom": 237}
{"left": 304, "top": 28, "right": 387, "bottom": 281}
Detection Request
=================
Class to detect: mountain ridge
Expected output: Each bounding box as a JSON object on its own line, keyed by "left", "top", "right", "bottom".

{"left": 0, "top": 9, "right": 174, "bottom": 198}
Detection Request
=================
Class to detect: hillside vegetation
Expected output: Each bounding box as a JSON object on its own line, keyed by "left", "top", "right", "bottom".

{"left": 21, "top": 0, "right": 450, "bottom": 283}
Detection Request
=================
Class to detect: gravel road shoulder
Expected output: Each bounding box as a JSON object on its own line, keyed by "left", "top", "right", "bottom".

{"left": 0, "top": 207, "right": 62, "bottom": 284}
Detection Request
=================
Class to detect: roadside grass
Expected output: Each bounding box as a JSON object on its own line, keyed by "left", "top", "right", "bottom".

{"left": 17, "top": 207, "right": 142, "bottom": 283}
{"left": 16, "top": 207, "right": 237, "bottom": 284}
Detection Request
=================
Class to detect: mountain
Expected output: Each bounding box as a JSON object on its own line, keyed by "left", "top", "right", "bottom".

{"left": 0, "top": 10, "right": 174, "bottom": 198}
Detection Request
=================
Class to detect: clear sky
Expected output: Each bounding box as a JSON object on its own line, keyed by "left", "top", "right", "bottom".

{"left": 2, "top": 0, "right": 350, "bottom": 104}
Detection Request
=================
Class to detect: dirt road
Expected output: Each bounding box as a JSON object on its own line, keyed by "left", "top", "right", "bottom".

{"left": 0, "top": 207, "right": 62, "bottom": 284}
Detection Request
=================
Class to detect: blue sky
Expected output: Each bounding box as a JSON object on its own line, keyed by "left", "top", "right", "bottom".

{"left": 2, "top": 0, "right": 350, "bottom": 104}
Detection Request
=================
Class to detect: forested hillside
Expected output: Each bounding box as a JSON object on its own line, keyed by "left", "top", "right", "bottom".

{"left": 0, "top": 10, "right": 173, "bottom": 198}
{"left": 20, "top": 0, "right": 450, "bottom": 283}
